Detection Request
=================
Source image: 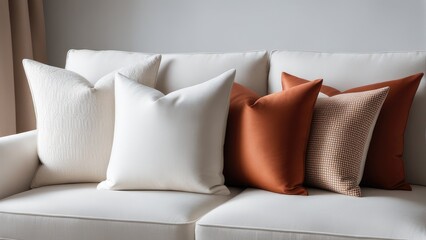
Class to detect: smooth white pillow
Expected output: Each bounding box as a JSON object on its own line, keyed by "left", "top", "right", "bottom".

{"left": 23, "top": 55, "right": 161, "bottom": 187}
{"left": 97, "top": 69, "right": 236, "bottom": 195}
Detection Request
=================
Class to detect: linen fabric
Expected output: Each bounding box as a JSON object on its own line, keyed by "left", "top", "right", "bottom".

{"left": 0, "top": 184, "right": 241, "bottom": 240}
{"left": 224, "top": 80, "right": 322, "bottom": 195}
{"left": 269, "top": 51, "right": 426, "bottom": 187}
{"left": 22, "top": 56, "right": 161, "bottom": 187}
{"left": 156, "top": 52, "right": 268, "bottom": 95}
{"left": 98, "top": 70, "right": 235, "bottom": 194}
{"left": 65, "top": 49, "right": 152, "bottom": 84}
{"left": 196, "top": 187, "right": 426, "bottom": 240}
{"left": 283, "top": 72, "right": 422, "bottom": 190}
{"left": 66, "top": 49, "right": 269, "bottom": 96}
{"left": 0, "top": 130, "right": 38, "bottom": 200}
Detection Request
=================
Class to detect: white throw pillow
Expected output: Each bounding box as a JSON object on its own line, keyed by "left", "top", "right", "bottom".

{"left": 23, "top": 55, "right": 161, "bottom": 187}
{"left": 97, "top": 69, "right": 236, "bottom": 195}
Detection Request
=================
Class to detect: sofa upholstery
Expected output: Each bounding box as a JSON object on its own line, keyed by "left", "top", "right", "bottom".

{"left": 0, "top": 184, "right": 241, "bottom": 240}
{"left": 66, "top": 50, "right": 270, "bottom": 95}
{"left": 196, "top": 186, "right": 426, "bottom": 240}
{"left": 0, "top": 130, "right": 38, "bottom": 200}
{"left": 1, "top": 50, "right": 425, "bottom": 240}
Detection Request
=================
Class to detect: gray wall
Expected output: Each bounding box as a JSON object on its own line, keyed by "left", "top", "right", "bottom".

{"left": 44, "top": 0, "right": 426, "bottom": 67}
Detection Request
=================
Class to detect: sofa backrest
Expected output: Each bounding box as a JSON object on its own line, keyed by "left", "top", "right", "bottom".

{"left": 66, "top": 49, "right": 426, "bottom": 186}
{"left": 65, "top": 49, "right": 269, "bottom": 95}
{"left": 65, "top": 49, "right": 152, "bottom": 84}
{"left": 268, "top": 51, "right": 426, "bottom": 186}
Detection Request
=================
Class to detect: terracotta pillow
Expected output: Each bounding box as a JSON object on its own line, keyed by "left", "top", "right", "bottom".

{"left": 223, "top": 80, "right": 322, "bottom": 195}
{"left": 282, "top": 72, "right": 423, "bottom": 190}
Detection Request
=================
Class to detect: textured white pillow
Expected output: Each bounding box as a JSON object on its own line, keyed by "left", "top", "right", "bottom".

{"left": 97, "top": 69, "right": 236, "bottom": 195}
{"left": 23, "top": 55, "right": 161, "bottom": 187}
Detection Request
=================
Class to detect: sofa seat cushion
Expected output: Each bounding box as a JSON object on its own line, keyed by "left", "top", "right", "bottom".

{"left": 0, "top": 184, "right": 241, "bottom": 240}
{"left": 196, "top": 186, "right": 426, "bottom": 240}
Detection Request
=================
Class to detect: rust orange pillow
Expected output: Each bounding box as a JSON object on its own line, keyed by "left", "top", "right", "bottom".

{"left": 223, "top": 80, "right": 322, "bottom": 195}
{"left": 282, "top": 72, "right": 423, "bottom": 190}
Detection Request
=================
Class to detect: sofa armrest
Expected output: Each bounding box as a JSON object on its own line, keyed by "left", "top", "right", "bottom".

{"left": 0, "top": 130, "right": 39, "bottom": 200}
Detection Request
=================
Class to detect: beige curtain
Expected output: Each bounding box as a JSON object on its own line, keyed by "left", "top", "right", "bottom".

{"left": 0, "top": 0, "right": 47, "bottom": 137}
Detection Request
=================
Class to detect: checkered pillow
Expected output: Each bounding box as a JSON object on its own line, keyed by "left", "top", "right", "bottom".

{"left": 305, "top": 87, "right": 389, "bottom": 196}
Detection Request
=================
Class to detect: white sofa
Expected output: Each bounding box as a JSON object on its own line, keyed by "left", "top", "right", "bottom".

{"left": 0, "top": 50, "right": 425, "bottom": 240}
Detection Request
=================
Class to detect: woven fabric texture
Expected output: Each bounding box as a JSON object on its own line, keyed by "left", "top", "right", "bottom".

{"left": 305, "top": 88, "right": 389, "bottom": 196}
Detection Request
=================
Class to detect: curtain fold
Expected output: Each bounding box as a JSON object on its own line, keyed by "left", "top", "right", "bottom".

{"left": 0, "top": 0, "right": 16, "bottom": 136}
{"left": 0, "top": 0, "right": 46, "bottom": 137}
